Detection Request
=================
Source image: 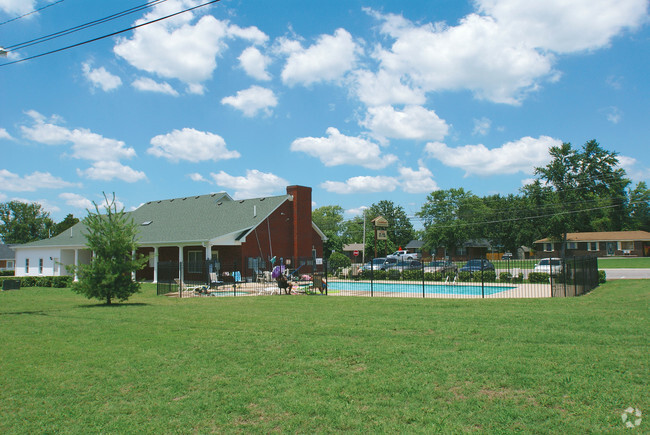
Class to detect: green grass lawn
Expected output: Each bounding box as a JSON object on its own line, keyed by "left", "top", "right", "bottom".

{"left": 1, "top": 282, "right": 648, "bottom": 433}
{"left": 598, "top": 257, "right": 650, "bottom": 269}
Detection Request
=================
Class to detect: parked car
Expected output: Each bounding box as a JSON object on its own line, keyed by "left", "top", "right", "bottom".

{"left": 359, "top": 257, "right": 386, "bottom": 272}
{"left": 380, "top": 257, "right": 398, "bottom": 270}
{"left": 502, "top": 252, "right": 513, "bottom": 260}
{"left": 424, "top": 260, "right": 458, "bottom": 274}
{"left": 386, "top": 250, "right": 420, "bottom": 261}
{"left": 459, "top": 259, "right": 495, "bottom": 272}
{"left": 385, "top": 260, "right": 423, "bottom": 271}
{"left": 533, "top": 258, "right": 563, "bottom": 275}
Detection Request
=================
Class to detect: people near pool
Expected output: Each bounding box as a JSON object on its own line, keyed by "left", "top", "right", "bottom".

{"left": 275, "top": 274, "right": 293, "bottom": 294}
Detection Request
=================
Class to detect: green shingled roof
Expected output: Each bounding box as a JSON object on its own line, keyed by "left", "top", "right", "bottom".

{"left": 20, "top": 192, "right": 292, "bottom": 248}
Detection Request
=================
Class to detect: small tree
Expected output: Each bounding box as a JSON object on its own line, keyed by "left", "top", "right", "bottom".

{"left": 70, "top": 194, "right": 147, "bottom": 305}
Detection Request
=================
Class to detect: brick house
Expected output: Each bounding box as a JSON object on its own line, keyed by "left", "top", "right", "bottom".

{"left": 0, "top": 244, "right": 15, "bottom": 274}
{"left": 534, "top": 231, "right": 650, "bottom": 258}
{"left": 13, "top": 186, "right": 325, "bottom": 282}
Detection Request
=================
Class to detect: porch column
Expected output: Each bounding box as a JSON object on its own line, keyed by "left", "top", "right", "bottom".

{"left": 205, "top": 243, "right": 212, "bottom": 260}
{"left": 153, "top": 246, "right": 159, "bottom": 283}
{"left": 73, "top": 249, "right": 79, "bottom": 281}
{"left": 178, "top": 246, "right": 184, "bottom": 283}
{"left": 131, "top": 250, "right": 136, "bottom": 281}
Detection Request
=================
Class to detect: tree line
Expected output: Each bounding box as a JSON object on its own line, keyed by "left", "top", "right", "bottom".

{"left": 313, "top": 140, "right": 650, "bottom": 260}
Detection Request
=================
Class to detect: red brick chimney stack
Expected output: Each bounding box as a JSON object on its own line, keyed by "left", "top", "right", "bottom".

{"left": 286, "top": 185, "right": 312, "bottom": 260}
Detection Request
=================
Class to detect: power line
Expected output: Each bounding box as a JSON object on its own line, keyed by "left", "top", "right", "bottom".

{"left": 0, "top": 0, "right": 221, "bottom": 67}
{"left": 0, "top": 0, "right": 66, "bottom": 26}
{"left": 4, "top": 0, "right": 169, "bottom": 52}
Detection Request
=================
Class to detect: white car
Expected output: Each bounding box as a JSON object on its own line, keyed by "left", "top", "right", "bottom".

{"left": 533, "top": 258, "right": 563, "bottom": 275}
{"left": 386, "top": 250, "right": 420, "bottom": 261}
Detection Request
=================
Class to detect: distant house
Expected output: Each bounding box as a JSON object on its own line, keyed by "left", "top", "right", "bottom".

{"left": 342, "top": 243, "right": 365, "bottom": 264}
{"left": 13, "top": 186, "right": 326, "bottom": 281}
{"left": 0, "top": 244, "right": 15, "bottom": 274}
{"left": 534, "top": 231, "right": 650, "bottom": 258}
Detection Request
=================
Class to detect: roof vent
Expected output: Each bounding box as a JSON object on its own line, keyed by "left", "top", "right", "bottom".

{"left": 195, "top": 196, "right": 200, "bottom": 199}
{"left": 260, "top": 197, "right": 265, "bottom": 201}
{"left": 239, "top": 200, "right": 245, "bottom": 203}
{"left": 182, "top": 197, "right": 187, "bottom": 200}
{"left": 170, "top": 199, "right": 174, "bottom": 202}
{"left": 141, "top": 221, "right": 153, "bottom": 226}
{"left": 217, "top": 202, "right": 222, "bottom": 206}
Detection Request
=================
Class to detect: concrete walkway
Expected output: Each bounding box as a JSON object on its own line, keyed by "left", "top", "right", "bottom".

{"left": 602, "top": 269, "right": 650, "bottom": 280}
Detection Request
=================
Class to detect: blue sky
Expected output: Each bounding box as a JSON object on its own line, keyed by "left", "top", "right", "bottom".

{"left": 1, "top": 0, "right": 649, "bottom": 223}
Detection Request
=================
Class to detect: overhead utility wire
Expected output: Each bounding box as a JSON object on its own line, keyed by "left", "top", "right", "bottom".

{"left": 0, "top": 0, "right": 221, "bottom": 67}
{"left": 4, "top": 0, "right": 169, "bottom": 52}
{"left": 0, "top": 0, "right": 66, "bottom": 26}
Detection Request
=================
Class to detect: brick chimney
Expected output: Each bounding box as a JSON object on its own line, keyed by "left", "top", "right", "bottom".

{"left": 286, "top": 185, "right": 312, "bottom": 259}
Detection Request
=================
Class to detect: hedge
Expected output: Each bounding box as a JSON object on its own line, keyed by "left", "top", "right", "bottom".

{"left": 0, "top": 276, "right": 73, "bottom": 288}
{"left": 528, "top": 272, "right": 550, "bottom": 284}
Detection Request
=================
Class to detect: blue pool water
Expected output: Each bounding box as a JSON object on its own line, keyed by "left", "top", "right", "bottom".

{"left": 327, "top": 281, "right": 515, "bottom": 296}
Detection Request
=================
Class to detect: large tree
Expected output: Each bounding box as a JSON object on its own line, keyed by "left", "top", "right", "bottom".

{"left": 312, "top": 205, "right": 344, "bottom": 258}
{"left": 417, "top": 188, "right": 485, "bottom": 256}
{"left": 52, "top": 213, "right": 80, "bottom": 237}
{"left": 70, "top": 194, "right": 147, "bottom": 305}
{"left": 366, "top": 200, "right": 415, "bottom": 256}
{"left": 0, "top": 201, "right": 55, "bottom": 244}
{"left": 533, "top": 140, "right": 630, "bottom": 254}
{"left": 626, "top": 182, "right": 650, "bottom": 232}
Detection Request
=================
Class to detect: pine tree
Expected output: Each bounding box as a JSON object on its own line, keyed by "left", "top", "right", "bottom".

{"left": 70, "top": 194, "right": 147, "bottom": 305}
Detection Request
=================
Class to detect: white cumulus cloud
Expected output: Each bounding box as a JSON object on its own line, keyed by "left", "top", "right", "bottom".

{"left": 321, "top": 176, "right": 398, "bottom": 194}
{"left": 398, "top": 165, "right": 439, "bottom": 193}
{"left": 361, "top": 105, "right": 449, "bottom": 141}
{"left": 290, "top": 127, "right": 397, "bottom": 170}
{"left": 0, "top": 170, "right": 78, "bottom": 192}
{"left": 0, "top": 0, "right": 35, "bottom": 15}
{"left": 113, "top": 0, "right": 268, "bottom": 90}
{"left": 210, "top": 169, "right": 288, "bottom": 199}
{"left": 425, "top": 136, "right": 561, "bottom": 176}
{"left": 77, "top": 161, "right": 147, "bottom": 183}
{"left": 148, "top": 128, "right": 241, "bottom": 162}
{"left": 59, "top": 192, "right": 94, "bottom": 210}
{"left": 239, "top": 46, "right": 272, "bottom": 81}
{"left": 82, "top": 62, "right": 122, "bottom": 92}
{"left": 280, "top": 28, "right": 362, "bottom": 86}
{"left": 132, "top": 77, "right": 179, "bottom": 96}
{"left": 221, "top": 86, "right": 278, "bottom": 117}
{"left": 0, "top": 128, "right": 13, "bottom": 140}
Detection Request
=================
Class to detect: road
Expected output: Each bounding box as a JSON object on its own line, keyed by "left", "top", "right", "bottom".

{"left": 602, "top": 269, "right": 650, "bottom": 280}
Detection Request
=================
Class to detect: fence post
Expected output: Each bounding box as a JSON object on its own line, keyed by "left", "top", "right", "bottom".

{"left": 481, "top": 258, "right": 485, "bottom": 299}
{"left": 179, "top": 262, "right": 183, "bottom": 298}
{"left": 422, "top": 260, "right": 425, "bottom": 298}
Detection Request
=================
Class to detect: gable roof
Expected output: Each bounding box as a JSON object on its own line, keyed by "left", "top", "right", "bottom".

{"left": 18, "top": 192, "right": 292, "bottom": 249}
{"left": 535, "top": 231, "right": 650, "bottom": 243}
{"left": 0, "top": 244, "right": 15, "bottom": 260}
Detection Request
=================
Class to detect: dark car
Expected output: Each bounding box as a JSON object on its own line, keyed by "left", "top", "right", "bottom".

{"left": 459, "top": 259, "right": 495, "bottom": 272}
{"left": 385, "top": 259, "right": 423, "bottom": 271}
{"left": 425, "top": 260, "right": 458, "bottom": 274}
{"left": 379, "top": 257, "right": 398, "bottom": 270}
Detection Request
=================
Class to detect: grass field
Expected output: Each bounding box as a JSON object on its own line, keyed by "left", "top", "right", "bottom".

{"left": 1, "top": 281, "right": 648, "bottom": 433}
{"left": 598, "top": 257, "right": 650, "bottom": 269}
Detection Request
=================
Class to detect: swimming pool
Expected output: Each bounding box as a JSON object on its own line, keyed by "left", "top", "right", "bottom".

{"left": 327, "top": 281, "right": 516, "bottom": 296}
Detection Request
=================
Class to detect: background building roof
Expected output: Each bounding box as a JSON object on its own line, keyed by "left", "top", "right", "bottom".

{"left": 535, "top": 231, "right": 650, "bottom": 243}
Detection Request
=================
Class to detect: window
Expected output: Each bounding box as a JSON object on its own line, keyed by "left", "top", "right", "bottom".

{"left": 620, "top": 241, "right": 634, "bottom": 251}
{"left": 39, "top": 258, "right": 43, "bottom": 274}
{"left": 567, "top": 242, "right": 577, "bottom": 250}
{"left": 544, "top": 243, "right": 554, "bottom": 252}
{"left": 188, "top": 250, "right": 202, "bottom": 273}
{"left": 25, "top": 258, "right": 29, "bottom": 273}
{"left": 7, "top": 260, "right": 14, "bottom": 269}
{"left": 588, "top": 242, "right": 599, "bottom": 251}
{"left": 456, "top": 247, "right": 467, "bottom": 256}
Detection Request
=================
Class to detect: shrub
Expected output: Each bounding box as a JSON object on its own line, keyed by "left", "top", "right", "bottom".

{"left": 423, "top": 272, "right": 437, "bottom": 281}
{"left": 598, "top": 270, "right": 607, "bottom": 284}
{"left": 328, "top": 252, "right": 351, "bottom": 270}
{"left": 528, "top": 272, "right": 550, "bottom": 284}
{"left": 483, "top": 271, "right": 497, "bottom": 282}
{"left": 512, "top": 273, "right": 524, "bottom": 283}
{"left": 499, "top": 272, "right": 512, "bottom": 282}
{"left": 0, "top": 270, "right": 15, "bottom": 277}
{"left": 402, "top": 270, "right": 423, "bottom": 281}
{"left": 457, "top": 271, "right": 472, "bottom": 282}
{"left": 387, "top": 269, "right": 401, "bottom": 281}
{"left": 373, "top": 270, "right": 387, "bottom": 280}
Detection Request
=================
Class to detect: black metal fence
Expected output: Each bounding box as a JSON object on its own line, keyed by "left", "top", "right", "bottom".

{"left": 328, "top": 255, "right": 600, "bottom": 299}
{"left": 156, "top": 256, "right": 326, "bottom": 298}
{"left": 156, "top": 255, "right": 599, "bottom": 299}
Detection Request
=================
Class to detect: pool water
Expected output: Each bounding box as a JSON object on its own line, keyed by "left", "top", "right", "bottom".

{"left": 328, "top": 281, "right": 515, "bottom": 296}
